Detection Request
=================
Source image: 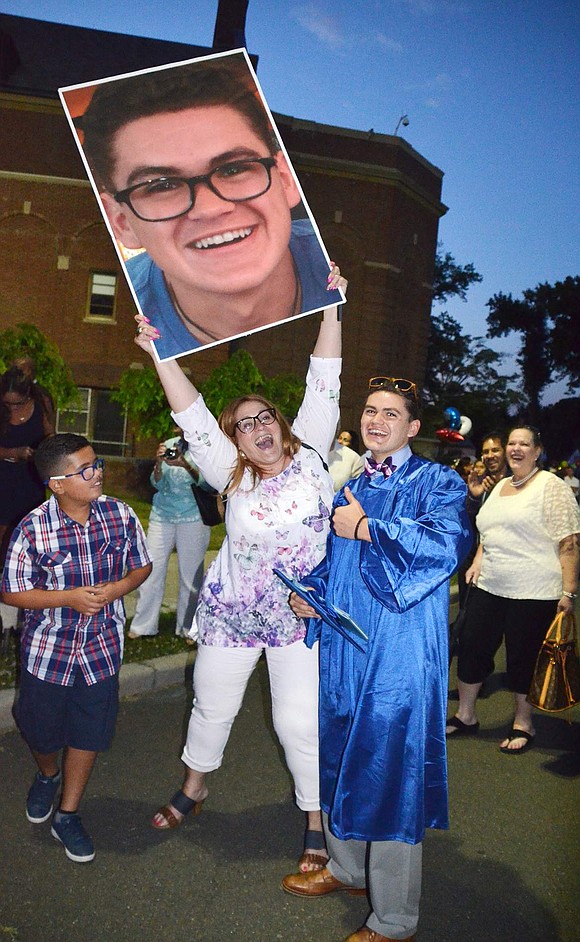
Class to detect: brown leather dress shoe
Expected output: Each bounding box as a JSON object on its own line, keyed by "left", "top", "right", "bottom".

{"left": 281, "top": 866, "right": 366, "bottom": 897}
{"left": 345, "top": 928, "right": 416, "bottom": 942}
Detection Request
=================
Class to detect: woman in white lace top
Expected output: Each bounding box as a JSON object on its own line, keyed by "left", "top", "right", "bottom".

{"left": 446, "top": 425, "right": 580, "bottom": 753}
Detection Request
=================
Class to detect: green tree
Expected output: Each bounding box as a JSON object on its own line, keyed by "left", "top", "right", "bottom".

{"left": 537, "top": 276, "right": 580, "bottom": 392}
{"left": 111, "top": 365, "right": 176, "bottom": 441}
{"left": 0, "top": 323, "right": 78, "bottom": 408}
{"left": 486, "top": 291, "right": 551, "bottom": 424}
{"left": 486, "top": 276, "right": 580, "bottom": 421}
{"left": 423, "top": 311, "right": 522, "bottom": 437}
{"left": 539, "top": 397, "right": 580, "bottom": 464}
{"left": 200, "top": 350, "right": 304, "bottom": 418}
{"left": 113, "top": 350, "right": 304, "bottom": 441}
{"left": 425, "top": 249, "right": 523, "bottom": 439}
{"left": 432, "top": 248, "right": 482, "bottom": 303}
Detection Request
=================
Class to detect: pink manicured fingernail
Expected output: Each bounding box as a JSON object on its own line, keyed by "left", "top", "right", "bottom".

{"left": 143, "top": 316, "right": 151, "bottom": 323}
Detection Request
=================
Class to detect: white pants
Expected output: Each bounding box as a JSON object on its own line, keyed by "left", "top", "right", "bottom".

{"left": 182, "top": 641, "right": 321, "bottom": 811}
{"left": 0, "top": 601, "right": 18, "bottom": 631}
{"left": 130, "top": 518, "right": 210, "bottom": 637}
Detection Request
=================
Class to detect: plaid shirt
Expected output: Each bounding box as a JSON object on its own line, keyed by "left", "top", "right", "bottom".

{"left": 2, "top": 494, "right": 150, "bottom": 686}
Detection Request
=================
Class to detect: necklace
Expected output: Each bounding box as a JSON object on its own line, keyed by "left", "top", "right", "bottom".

{"left": 509, "top": 466, "right": 539, "bottom": 488}
{"left": 167, "top": 260, "right": 302, "bottom": 344}
{"left": 167, "top": 283, "right": 221, "bottom": 342}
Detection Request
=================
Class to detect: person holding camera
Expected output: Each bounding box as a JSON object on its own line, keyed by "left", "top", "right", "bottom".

{"left": 127, "top": 432, "right": 210, "bottom": 640}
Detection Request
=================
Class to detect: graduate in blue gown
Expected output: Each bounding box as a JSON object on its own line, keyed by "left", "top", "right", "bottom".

{"left": 282, "top": 377, "right": 471, "bottom": 942}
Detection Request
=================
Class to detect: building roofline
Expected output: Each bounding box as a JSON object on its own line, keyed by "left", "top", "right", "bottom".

{"left": 272, "top": 112, "right": 444, "bottom": 180}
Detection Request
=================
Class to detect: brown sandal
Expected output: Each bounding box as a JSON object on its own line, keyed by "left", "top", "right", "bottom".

{"left": 152, "top": 789, "right": 204, "bottom": 830}
{"left": 298, "top": 829, "right": 328, "bottom": 872}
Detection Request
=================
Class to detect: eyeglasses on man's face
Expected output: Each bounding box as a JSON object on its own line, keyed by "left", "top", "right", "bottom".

{"left": 368, "top": 376, "right": 418, "bottom": 397}
{"left": 234, "top": 408, "right": 277, "bottom": 435}
{"left": 114, "top": 157, "right": 278, "bottom": 222}
{"left": 45, "top": 458, "right": 105, "bottom": 485}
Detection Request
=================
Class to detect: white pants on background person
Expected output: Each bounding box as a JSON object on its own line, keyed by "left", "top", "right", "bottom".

{"left": 181, "top": 640, "right": 321, "bottom": 810}
{"left": 0, "top": 601, "right": 18, "bottom": 631}
{"left": 129, "top": 518, "right": 210, "bottom": 637}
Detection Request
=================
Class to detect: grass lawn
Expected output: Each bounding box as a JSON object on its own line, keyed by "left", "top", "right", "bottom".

{"left": 0, "top": 612, "right": 196, "bottom": 690}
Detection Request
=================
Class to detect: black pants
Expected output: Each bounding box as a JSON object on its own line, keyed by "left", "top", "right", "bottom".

{"left": 457, "top": 587, "right": 557, "bottom": 694}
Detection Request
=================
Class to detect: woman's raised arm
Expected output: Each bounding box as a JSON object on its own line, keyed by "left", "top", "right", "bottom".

{"left": 311, "top": 266, "right": 347, "bottom": 359}
{"left": 133, "top": 317, "right": 200, "bottom": 413}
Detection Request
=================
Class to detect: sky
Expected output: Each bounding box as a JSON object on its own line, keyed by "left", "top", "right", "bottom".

{"left": 5, "top": 0, "right": 579, "bottom": 403}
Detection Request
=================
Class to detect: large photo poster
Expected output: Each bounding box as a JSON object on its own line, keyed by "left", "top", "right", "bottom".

{"left": 59, "top": 49, "right": 344, "bottom": 361}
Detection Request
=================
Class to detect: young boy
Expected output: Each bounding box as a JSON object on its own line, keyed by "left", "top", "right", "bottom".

{"left": 1, "top": 434, "right": 151, "bottom": 863}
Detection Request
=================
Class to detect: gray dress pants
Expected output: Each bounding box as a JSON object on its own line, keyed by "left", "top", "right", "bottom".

{"left": 323, "top": 813, "right": 421, "bottom": 939}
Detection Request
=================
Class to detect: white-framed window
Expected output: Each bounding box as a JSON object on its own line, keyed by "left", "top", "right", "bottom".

{"left": 57, "top": 387, "right": 127, "bottom": 457}
{"left": 85, "top": 271, "right": 118, "bottom": 321}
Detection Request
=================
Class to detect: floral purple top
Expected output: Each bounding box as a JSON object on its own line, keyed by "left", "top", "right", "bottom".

{"left": 173, "top": 356, "right": 341, "bottom": 647}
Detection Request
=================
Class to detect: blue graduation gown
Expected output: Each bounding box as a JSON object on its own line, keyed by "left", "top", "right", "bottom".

{"left": 304, "top": 454, "right": 471, "bottom": 844}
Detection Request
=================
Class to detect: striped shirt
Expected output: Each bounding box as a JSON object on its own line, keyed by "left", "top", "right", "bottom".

{"left": 2, "top": 494, "right": 150, "bottom": 686}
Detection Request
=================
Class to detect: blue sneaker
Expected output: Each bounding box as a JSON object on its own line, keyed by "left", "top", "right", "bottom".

{"left": 26, "top": 771, "right": 61, "bottom": 824}
{"left": 51, "top": 812, "right": 95, "bottom": 863}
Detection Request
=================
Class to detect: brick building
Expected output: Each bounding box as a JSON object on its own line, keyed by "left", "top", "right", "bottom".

{"left": 0, "top": 11, "right": 446, "bottom": 457}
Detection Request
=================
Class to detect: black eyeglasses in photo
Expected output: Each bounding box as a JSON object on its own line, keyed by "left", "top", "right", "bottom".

{"left": 114, "top": 157, "right": 278, "bottom": 222}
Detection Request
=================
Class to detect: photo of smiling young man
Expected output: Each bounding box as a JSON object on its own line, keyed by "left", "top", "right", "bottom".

{"left": 59, "top": 50, "right": 343, "bottom": 360}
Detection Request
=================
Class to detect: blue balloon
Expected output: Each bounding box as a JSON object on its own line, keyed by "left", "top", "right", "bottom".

{"left": 444, "top": 407, "right": 461, "bottom": 430}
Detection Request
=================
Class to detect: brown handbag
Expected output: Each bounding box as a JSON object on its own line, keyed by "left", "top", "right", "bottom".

{"left": 527, "top": 611, "right": 580, "bottom": 712}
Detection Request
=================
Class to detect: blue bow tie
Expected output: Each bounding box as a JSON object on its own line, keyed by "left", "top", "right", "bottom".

{"left": 364, "top": 456, "right": 397, "bottom": 478}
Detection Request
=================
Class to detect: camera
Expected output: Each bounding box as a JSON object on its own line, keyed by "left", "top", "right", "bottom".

{"left": 162, "top": 438, "right": 185, "bottom": 460}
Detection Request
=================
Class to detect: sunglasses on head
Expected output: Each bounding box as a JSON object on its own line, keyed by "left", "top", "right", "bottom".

{"left": 368, "top": 376, "right": 417, "bottom": 396}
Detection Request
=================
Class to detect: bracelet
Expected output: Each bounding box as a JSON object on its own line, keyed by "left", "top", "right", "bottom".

{"left": 353, "top": 513, "right": 368, "bottom": 540}
{"left": 562, "top": 591, "right": 577, "bottom": 600}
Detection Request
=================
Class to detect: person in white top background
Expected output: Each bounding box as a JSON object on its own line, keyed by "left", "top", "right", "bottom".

{"left": 562, "top": 465, "right": 580, "bottom": 502}
{"left": 446, "top": 425, "right": 580, "bottom": 753}
{"left": 328, "top": 428, "right": 364, "bottom": 492}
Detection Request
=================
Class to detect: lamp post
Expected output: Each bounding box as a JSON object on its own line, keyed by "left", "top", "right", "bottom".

{"left": 394, "top": 114, "right": 410, "bottom": 135}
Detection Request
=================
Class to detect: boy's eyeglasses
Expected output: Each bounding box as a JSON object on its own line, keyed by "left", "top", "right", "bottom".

{"left": 45, "top": 458, "right": 105, "bottom": 484}
{"left": 235, "top": 408, "right": 277, "bottom": 435}
{"left": 114, "top": 157, "right": 277, "bottom": 222}
{"left": 368, "top": 376, "right": 417, "bottom": 397}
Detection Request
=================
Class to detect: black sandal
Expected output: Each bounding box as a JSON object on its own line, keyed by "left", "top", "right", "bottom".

{"left": 500, "top": 728, "right": 535, "bottom": 755}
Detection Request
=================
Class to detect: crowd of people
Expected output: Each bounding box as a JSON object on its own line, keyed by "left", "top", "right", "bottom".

{"left": 1, "top": 311, "right": 579, "bottom": 941}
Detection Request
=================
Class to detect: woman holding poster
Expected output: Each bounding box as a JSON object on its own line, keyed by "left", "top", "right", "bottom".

{"left": 134, "top": 266, "right": 346, "bottom": 873}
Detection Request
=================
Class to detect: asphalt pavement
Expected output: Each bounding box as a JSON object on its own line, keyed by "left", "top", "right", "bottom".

{"left": 0, "top": 566, "right": 579, "bottom": 942}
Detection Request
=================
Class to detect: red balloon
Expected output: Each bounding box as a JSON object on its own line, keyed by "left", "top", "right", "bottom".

{"left": 436, "top": 429, "right": 465, "bottom": 442}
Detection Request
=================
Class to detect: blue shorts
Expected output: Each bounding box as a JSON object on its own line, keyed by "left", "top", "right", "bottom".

{"left": 16, "top": 669, "right": 119, "bottom": 753}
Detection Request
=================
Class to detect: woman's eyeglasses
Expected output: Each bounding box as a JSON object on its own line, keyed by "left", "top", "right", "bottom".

{"left": 368, "top": 376, "right": 417, "bottom": 396}
{"left": 45, "top": 458, "right": 105, "bottom": 485}
{"left": 235, "top": 409, "right": 277, "bottom": 435}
